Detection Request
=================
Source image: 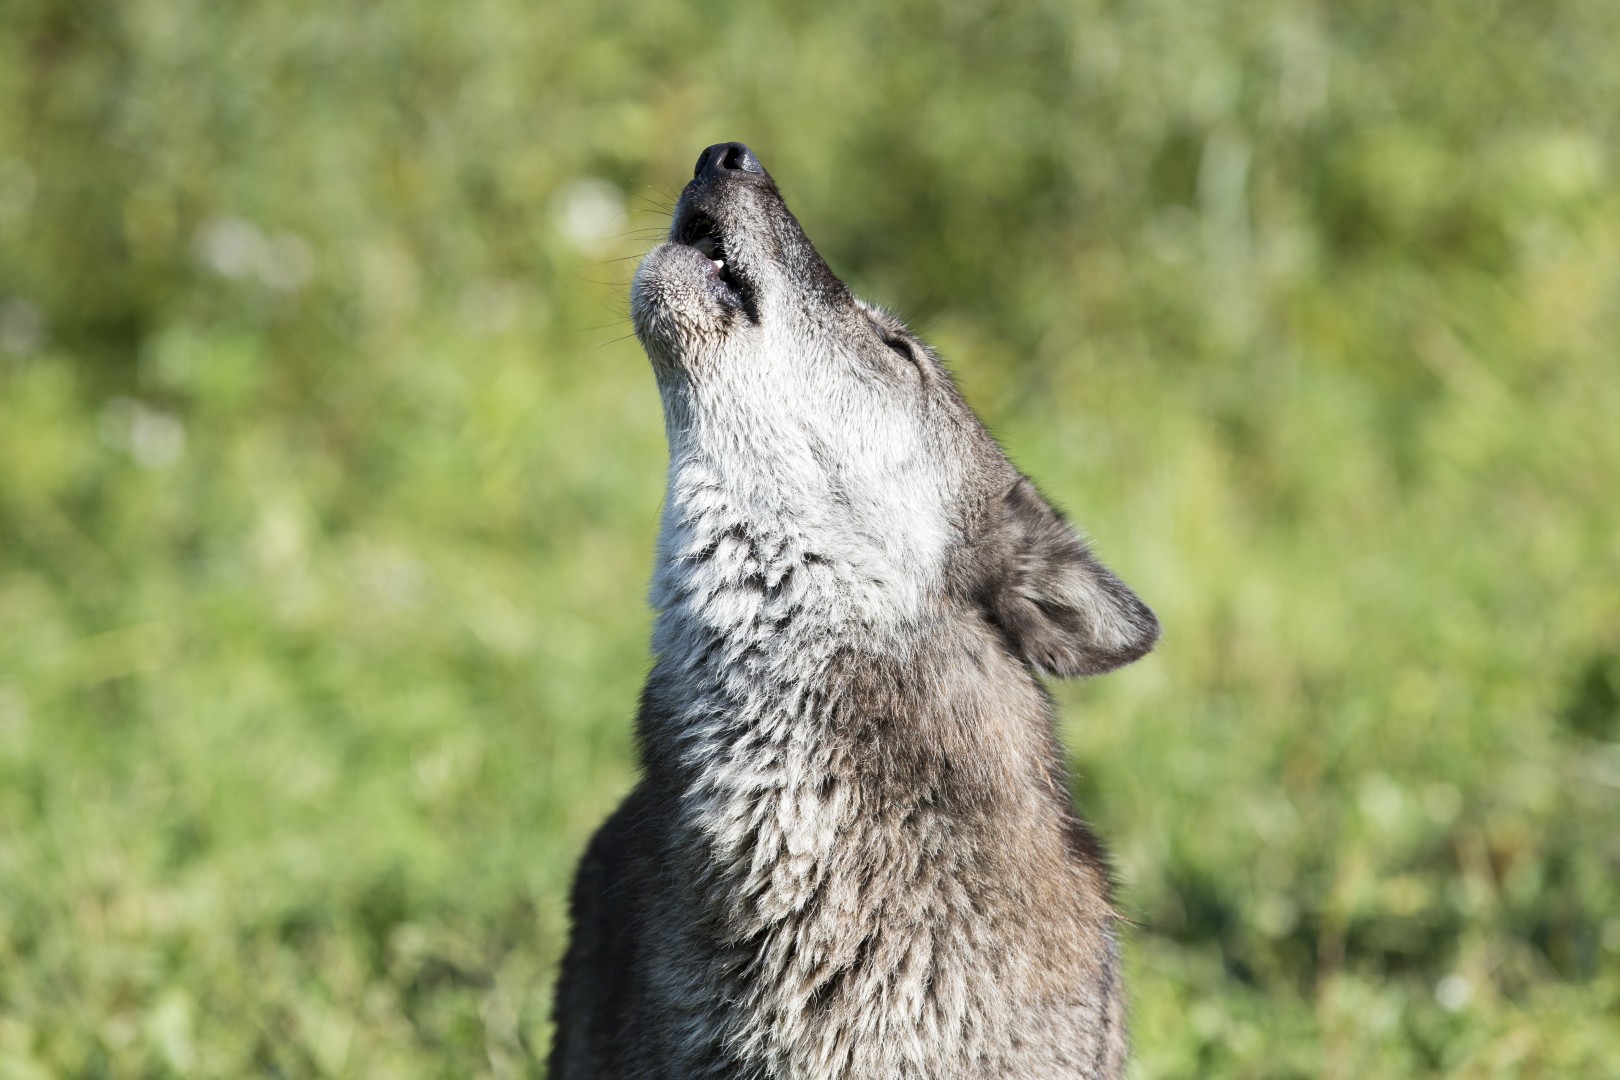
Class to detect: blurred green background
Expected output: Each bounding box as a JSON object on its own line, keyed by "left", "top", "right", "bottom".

{"left": 2, "top": 0, "right": 1618, "bottom": 1076}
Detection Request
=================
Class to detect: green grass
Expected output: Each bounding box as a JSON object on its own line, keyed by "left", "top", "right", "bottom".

{"left": 2, "top": 0, "right": 1619, "bottom": 1075}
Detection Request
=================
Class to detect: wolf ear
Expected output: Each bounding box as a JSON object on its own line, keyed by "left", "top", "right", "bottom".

{"left": 980, "top": 477, "right": 1159, "bottom": 677}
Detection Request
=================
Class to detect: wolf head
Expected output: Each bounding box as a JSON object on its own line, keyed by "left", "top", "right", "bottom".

{"left": 632, "top": 143, "right": 1156, "bottom": 678}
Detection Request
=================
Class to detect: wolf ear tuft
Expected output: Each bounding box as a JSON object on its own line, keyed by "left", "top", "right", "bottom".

{"left": 981, "top": 477, "right": 1159, "bottom": 677}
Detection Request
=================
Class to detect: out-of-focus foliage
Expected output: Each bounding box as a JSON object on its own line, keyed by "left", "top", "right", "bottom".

{"left": 1, "top": 0, "right": 1618, "bottom": 1074}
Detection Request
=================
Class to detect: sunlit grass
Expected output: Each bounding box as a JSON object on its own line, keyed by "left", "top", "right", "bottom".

{"left": 2, "top": 0, "right": 1618, "bottom": 1075}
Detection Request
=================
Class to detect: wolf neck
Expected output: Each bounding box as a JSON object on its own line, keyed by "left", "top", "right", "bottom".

{"left": 650, "top": 379, "right": 953, "bottom": 636}
{"left": 643, "top": 417, "right": 1050, "bottom": 844}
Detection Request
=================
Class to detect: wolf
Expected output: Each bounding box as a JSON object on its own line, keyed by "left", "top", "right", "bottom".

{"left": 548, "top": 143, "right": 1160, "bottom": 1079}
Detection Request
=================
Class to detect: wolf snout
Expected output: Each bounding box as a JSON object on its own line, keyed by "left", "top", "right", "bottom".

{"left": 694, "top": 141, "right": 766, "bottom": 181}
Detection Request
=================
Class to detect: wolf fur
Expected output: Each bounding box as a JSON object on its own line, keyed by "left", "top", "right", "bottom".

{"left": 548, "top": 143, "right": 1159, "bottom": 1079}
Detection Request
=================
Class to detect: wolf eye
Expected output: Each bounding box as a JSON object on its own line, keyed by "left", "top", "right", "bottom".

{"left": 882, "top": 334, "right": 922, "bottom": 371}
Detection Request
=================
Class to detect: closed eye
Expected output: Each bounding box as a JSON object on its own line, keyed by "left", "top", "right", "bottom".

{"left": 882, "top": 333, "right": 923, "bottom": 370}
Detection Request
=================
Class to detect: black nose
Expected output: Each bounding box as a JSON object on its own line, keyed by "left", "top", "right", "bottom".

{"left": 694, "top": 142, "right": 765, "bottom": 181}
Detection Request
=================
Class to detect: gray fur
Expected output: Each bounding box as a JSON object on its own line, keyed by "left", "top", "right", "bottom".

{"left": 549, "top": 145, "right": 1159, "bottom": 1079}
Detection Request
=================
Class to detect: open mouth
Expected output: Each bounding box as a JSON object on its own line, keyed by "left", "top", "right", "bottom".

{"left": 676, "top": 213, "right": 742, "bottom": 297}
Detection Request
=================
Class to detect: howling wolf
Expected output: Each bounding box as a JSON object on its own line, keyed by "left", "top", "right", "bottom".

{"left": 549, "top": 142, "right": 1159, "bottom": 1079}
